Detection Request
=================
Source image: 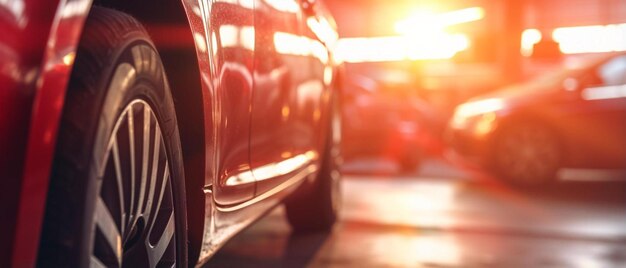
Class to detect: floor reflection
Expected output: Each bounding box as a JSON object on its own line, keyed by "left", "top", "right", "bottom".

{"left": 206, "top": 158, "right": 626, "bottom": 267}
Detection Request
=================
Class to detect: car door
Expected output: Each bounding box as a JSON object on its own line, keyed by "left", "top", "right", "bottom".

{"left": 570, "top": 55, "right": 626, "bottom": 168}
{"left": 249, "top": 0, "right": 317, "bottom": 194}
{"left": 209, "top": 0, "right": 257, "bottom": 206}
{"left": 581, "top": 54, "right": 626, "bottom": 168}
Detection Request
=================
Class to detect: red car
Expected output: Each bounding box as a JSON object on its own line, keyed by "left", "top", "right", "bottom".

{"left": 447, "top": 53, "right": 626, "bottom": 185}
{"left": 1, "top": 0, "right": 342, "bottom": 266}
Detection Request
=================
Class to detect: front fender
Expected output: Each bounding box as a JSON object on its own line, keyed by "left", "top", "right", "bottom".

{"left": 5, "top": 0, "right": 94, "bottom": 266}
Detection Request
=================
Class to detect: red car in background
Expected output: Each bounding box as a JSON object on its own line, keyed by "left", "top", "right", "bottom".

{"left": 447, "top": 53, "right": 626, "bottom": 185}
{"left": 1, "top": 0, "right": 342, "bottom": 266}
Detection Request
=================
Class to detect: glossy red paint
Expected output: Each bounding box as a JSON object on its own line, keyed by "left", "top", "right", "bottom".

{"left": 251, "top": 0, "right": 328, "bottom": 196}
{"left": 0, "top": 0, "right": 92, "bottom": 266}
{"left": 1, "top": 0, "right": 340, "bottom": 266}
{"left": 13, "top": 1, "right": 94, "bottom": 264}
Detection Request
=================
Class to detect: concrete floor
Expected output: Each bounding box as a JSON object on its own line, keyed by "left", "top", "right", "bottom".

{"left": 205, "top": 158, "right": 626, "bottom": 267}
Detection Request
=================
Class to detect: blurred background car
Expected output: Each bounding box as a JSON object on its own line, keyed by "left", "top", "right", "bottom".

{"left": 342, "top": 74, "right": 445, "bottom": 172}
{"left": 447, "top": 52, "right": 626, "bottom": 185}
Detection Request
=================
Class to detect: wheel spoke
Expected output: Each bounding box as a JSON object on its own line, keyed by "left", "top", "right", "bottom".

{"left": 146, "top": 212, "right": 175, "bottom": 267}
{"left": 90, "top": 255, "right": 107, "bottom": 268}
{"left": 149, "top": 162, "right": 170, "bottom": 230}
{"left": 143, "top": 138, "right": 172, "bottom": 266}
{"left": 111, "top": 138, "right": 126, "bottom": 234}
{"left": 127, "top": 110, "right": 136, "bottom": 229}
{"left": 96, "top": 100, "right": 175, "bottom": 267}
{"left": 95, "top": 197, "right": 122, "bottom": 265}
{"left": 145, "top": 125, "right": 161, "bottom": 219}
{"left": 137, "top": 103, "right": 151, "bottom": 217}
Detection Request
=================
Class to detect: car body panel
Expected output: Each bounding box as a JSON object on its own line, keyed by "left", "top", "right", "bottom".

{"left": 208, "top": 0, "right": 257, "bottom": 206}
{"left": 250, "top": 0, "right": 330, "bottom": 196}
{"left": 195, "top": 0, "right": 339, "bottom": 265}
{"left": 0, "top": 0, "right": 93, "bottom": 266}
{"left": 249, "top": 0, "right": 308, "bottom": 195}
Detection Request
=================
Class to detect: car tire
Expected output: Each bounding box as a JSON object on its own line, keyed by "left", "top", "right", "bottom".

{"left": 284, "top": 93, "right": 342, "bottom": 233}
{"left": 38, "top": 7, "right": 187, "bottom": 267}
{"left": 492, "top": 121, "right": 561, "bottom": 186}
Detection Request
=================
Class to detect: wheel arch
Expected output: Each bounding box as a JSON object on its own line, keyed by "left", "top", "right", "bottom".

{"left": 490, "top": 111, "right": 567, "bottom": 166}
{"left": 13, "top": 0, "right": 207, "bottom": 265}
{"left": 90, "top": 1, "right": 208, "bottom": 264}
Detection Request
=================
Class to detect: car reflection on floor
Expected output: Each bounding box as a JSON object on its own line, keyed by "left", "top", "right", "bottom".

{"left": 205, "top": 158, "right": 626, "bottom": 268}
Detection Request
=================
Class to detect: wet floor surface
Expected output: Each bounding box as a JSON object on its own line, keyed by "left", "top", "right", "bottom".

{"left": 205, "top": 158, "right": 626, "bottom": 267}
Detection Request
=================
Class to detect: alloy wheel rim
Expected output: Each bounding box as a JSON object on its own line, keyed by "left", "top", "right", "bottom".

{"left": 91, "top": 100, "right": 176, "bottom": 267}
{"left": 497, "top": 125, "right": 559, "bottom": 183}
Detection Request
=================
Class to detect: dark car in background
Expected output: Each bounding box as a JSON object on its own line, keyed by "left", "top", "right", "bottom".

{"left": 1, "top": 0, "right": 342, "bottom": 266}
{"left": 447, "top": 53, "right": 626, "bottom": 185}
{"left": 342, "top": 75, "right": 444, "bottom": 172}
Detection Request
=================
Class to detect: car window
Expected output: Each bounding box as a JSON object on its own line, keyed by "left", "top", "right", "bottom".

{"left": 597, "top": 55, "right": 626, "bottom": 86}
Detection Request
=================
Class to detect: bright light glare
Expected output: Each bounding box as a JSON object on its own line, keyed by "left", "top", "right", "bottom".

{"left": 521, "top": 29, "right": 542, "bottom": 57}
{"left": 335, "top": 6, "right": 482, "bottom": 63}
{"left": 474, "top": 112, "right": 497, "bottom": 135}
{"left": 553, "top": 23, "right": 626, "bottom": 54}
{"left": 219, "top": 25, "right": 255, "bottom": 51}
{"left": 440, "top": 7, "right": 484, "bottom": 25}
{"left": 395, "top": 7, "right": 485, "bottom": 35}
{"left": 307, "top": 17, "right": 339, "bottom": 47}
{"left": 582, "top": 85, "right": 626, "bottom": 101}
{"left": 335, "top": 34, "right": 469, "bottom": 63}
{"left": 274, "top": 32, "right": 328, "bottom": 63}
{"left": 264, "top": 0, "right": 299, "bottom": 13}
{"left": 451, "top": 98, "right": 504, "bottom": 128}
{"left": 457, "top": 98, "right": 504, "bottom": 117}
{"left": 62, "top": 52, "right": 76, "bottom": 65}
{"left": 395, "top": 9, "right": 439, "bottom": 36}
{"left": 225, "top": 151, "right": 317, "bottom": 186}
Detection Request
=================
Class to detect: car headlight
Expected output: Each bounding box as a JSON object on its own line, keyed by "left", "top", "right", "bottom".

{"left": 472, "top": 112, "right": 498, "bottom": 135}
{"left": 455, "top": 98, "right": 504, "bottom": 118}
{"left": 450, "top": 98, "right": 503, "bottom": 134}
{"left": 451, "top": 111, "right": 497, "bottom": 133}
